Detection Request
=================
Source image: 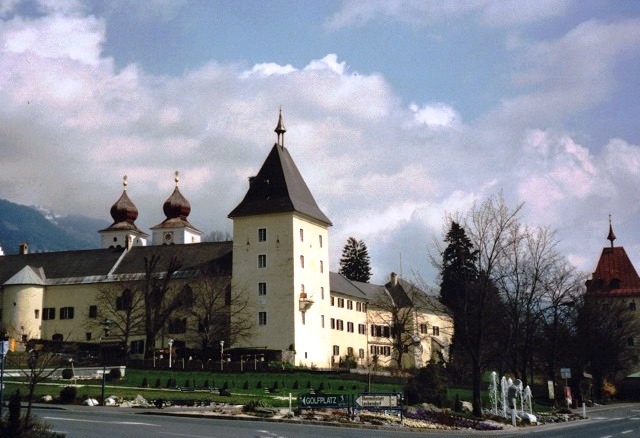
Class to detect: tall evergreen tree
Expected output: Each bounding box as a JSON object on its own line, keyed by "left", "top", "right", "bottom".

{"left": 440, "top": 221, "right": 478, "bottom": 311}
{"left": 339, "top": 237, "right": 372, "bottom": 282}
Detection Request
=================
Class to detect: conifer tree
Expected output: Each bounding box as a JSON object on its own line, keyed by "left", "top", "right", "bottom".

{"left": 339, "top": 237, "right": 372, "bottom": 282}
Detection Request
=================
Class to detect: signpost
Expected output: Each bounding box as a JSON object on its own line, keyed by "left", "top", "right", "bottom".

{"left": 561, "top": 368, "right": 572, "bottom": 408}
{"left": 354, "top": 392, "right": 403, "bottom": 419}
{"left": 298, "top": 393, "right": 349, "bottom": 409}
{"left": 0, "top": 340, "right": 8, "bottom": 417}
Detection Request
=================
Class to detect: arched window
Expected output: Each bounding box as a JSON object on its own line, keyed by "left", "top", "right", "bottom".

{"left": 180, "top": 284, "right": 193, "bottom": 307}
{"left": 116, "top": 289, "right": 133, "bottom": 311}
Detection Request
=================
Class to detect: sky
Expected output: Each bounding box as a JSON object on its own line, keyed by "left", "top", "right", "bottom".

{"left": 0, "top": 0, "right": 639, "bottom": 285}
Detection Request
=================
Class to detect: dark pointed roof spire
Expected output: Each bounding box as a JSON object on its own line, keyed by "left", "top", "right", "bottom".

{"left": 99, "top": 175, "right": 147, "bottom": 235}
{"left": 274, "top": 107, "right": 286, "bottom": 147}
{"left": 607, "top": 214, "right": 616, "bottom": 248}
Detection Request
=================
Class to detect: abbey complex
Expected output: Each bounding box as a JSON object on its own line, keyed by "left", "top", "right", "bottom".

{"left": 0, "top": 112, "right": 452, "bottom": 369}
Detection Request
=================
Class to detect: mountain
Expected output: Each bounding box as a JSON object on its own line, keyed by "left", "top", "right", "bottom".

{"left": 0, "top": 199, "right": 108, "bottom": 254}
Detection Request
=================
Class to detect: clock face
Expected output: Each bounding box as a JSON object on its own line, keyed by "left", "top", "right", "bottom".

{"left": 164, "top": 232, "right": 173, "bottom": 242}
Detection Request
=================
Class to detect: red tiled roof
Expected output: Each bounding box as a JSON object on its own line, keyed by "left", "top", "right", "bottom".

{"left": 586, "top": 246, "right": 640, "bottom": 296}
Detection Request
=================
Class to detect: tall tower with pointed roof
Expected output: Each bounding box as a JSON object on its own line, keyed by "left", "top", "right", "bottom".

{"left": 151, "top": 172, "right": 203, "bottom": 245}
{"left": 99, "top": 176, "right": 149, "bottom": 249}
{"left": 228, "top": 111, "right": 333, "bottom": 367}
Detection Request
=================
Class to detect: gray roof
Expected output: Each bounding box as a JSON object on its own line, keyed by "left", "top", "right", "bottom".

{"left": 0, "top": 242, "right": 232, "bottom": 286}
{"left": 329, "top": 272, "right": 368, "bottom": 299}
{"left": 228, "top": 144, "right": 332, "bottom": 225}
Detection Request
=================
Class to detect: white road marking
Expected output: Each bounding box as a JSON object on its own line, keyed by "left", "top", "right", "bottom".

{"left": 44, "top": 417, "right": 158, "bottom": 426}
{"left": 621, "top": 430, "right": 633, "bottom": 434}
{"left": 600, "top": 435, "right": 612, "bottom": 438}
{"left": 159, "top": 433, "right": 218, "bottom": 438}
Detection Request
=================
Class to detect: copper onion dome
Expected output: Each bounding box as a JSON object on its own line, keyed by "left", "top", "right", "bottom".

{"left": 162, "top": 171, "right": 191, "bottom": 220}
{"left": 110, "top": 176, "right": 139, "bottom": 224}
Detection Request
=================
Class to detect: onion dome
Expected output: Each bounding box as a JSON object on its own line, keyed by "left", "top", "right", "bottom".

{"left": 163, "top": 171, "right": 192, "bottom": 220}
{"left": 110, "top": 176, "right": 139, "bottom": 224}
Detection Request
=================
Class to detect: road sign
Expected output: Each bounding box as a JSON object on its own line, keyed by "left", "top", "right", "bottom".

{"left": 298, "top": 393, "right": 348, "bottom": 409}
{"left": 354, "top": 393, "right": 401, "bottom": 409}
{"left": 561, "top": 368, "right": 571, "bottom": 379}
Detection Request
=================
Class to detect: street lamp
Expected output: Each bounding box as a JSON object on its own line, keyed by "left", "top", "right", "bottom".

{"left": 168, "top": 339, "right": 174, "bottom": 369}
{"left": 101, "top": 318, "right": 111, "bottom": 406}
{"left": 220, "top": 340, "right": 224, "bottom": 371}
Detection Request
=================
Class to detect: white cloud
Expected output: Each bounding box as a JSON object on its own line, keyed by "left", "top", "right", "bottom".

{"left": 409, "top": 102, "right": 460, "bottom": 128}
{"left": 240, "top": 62, "right": 297, "bottom": 79}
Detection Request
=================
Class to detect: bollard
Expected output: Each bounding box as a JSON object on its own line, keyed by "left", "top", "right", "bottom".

{"left": 289, "top": 392, "right": 292, "bottom": 414}
{"left": 511, "top": 399, "right": 517, "bottom": 426}
{"left": 582, "top": 402, "right": 586, "bottom": 419}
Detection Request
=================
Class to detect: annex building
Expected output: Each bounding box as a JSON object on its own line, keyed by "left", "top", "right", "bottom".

{"left": 0, "top": 112, "right": 451, "bottom": 369}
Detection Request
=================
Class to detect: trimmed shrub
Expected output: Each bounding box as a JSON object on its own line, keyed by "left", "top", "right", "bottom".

{"left": 59, "top": 386, "right": 77, "bottom": 404}
{"left": 61, "top": 368, "right": 74, "bottom": 380}
{"left": 404, "top": 361, "right": 449, "bottom": 407}
{"left": 243, "top": 380, "right": 249, "bottom": 390}
{"left": 293, "top": 380, "right": 299, "bottom": 389}
{"left": 256, "top": 380, "right": 262, "bottom": 389}
{"left": 141, "top": 377, "right": 149, "bottom": 388}
{"left": 154, "top": 378, "right": 161, "bottom": 388}
{"left": 109, "top": 368, "right": 122, "bottom": 381}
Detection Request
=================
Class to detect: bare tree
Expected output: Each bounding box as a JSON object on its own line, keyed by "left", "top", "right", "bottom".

{"left": 369, "top": 275, "right": 450, "bottom": 369}
{"left": 88, "top": 281, "right": 145, "bottom": 355}
{"left": 203, "top": 230, "right": 232, "bottom": 242}
{"left": 450, "top": 193, "right": 522, "bottom": 417}
{"left": 142, "top": 254, "right": 184, "bottom": 358}
{"left": 183, "top": 267, "right": 255, "bottom": 357}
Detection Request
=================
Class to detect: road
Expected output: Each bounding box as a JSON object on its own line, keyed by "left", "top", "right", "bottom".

{"left": 34, "top": 403, "right": 640, "bottom": 438}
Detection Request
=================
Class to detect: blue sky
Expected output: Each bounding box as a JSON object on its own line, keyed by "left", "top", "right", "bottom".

{"left": 1, "top": 0, "right": 640, "bottom": 284}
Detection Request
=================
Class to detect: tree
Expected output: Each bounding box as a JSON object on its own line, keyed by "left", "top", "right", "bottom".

{"left": 142, "top": 254, "right": 184, "bottom": 358}
{"left": 574, "top": 295, "right": 640, "bottom": 399}
{"left": 339, "top": 237, "right": 372, "bottom": 282}
{"left": 435, "top": 194, "right": 520, "bottom": 417}
{"left": 88, "top": 281, "right": 145, "bottom": 355}
{"left": 184, "top": 267, "right": 254, "bottom": 357}
{"left": 203, "top": 230, "right": 232, "bottom": 242}
{"left": 370, "top": 274, "right": 449, "bottom": 368}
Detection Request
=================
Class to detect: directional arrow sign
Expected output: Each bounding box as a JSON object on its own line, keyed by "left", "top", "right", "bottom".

{"left": 355, "top": 393, "right": 400, "bottom": 409}
{"left": 298, "top": 393, "right": 348, "bottom": 409}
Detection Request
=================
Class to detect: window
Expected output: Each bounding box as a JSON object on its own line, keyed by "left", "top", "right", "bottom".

{"left": 338, "top": 298, "right": 344, "bottom": 308}
{"left": 300, "top": 228, "right": 304, "bottom": 242}
{"left": 347, "top": 322, "right": 354, "bottom": 333}
{"left": 85, "top": 332, "right": 92, "bottom": 341}
{"left": 347, "top": 300, "right": 353, "bottom": 310}
{"left": 320, "top": 260, "right": 324, "bottom": 273}
{"left": 333, "top": 345, "right": 339, "bottom": 356}
{"left": 89, "top": 305, "right": 98, "bottom": 318}
{"left": 337, "top": 319, "right": 344, "bottom": 331}
{"left": 356, "top": 302, "right": 362, "bottom": 312}
{"left": 331, "top": 296, "right": 335, "bottom": 306}
{"left": 331, "top": 318, "right": 335, "bottom": 329}
{"left": 358, "top": 324, "right": 366, "bottom": 335}
{"left": 52, "top": 334, "right": 63, "bottom": 342}
{"left": 116, "top": 289, "right": 132, "bottom": 311}
{"left": 301, "top": 284, "right": 305, "bottom": 294}
{"left": 130, "top": 340, "right": 145, "bottom": 355}
{"left": 321, "top": 287, "right": 324, "bottom": 300}
{"left": 60, "top": 307, "right": 74, "bottom": 320}
{"left": 42, "top": 308, "right": 55, "bottom": 320}
{"left": 321, "top": 315, "right": 325, "bottom": 328}
{"left": 258, "top": 254, "right": 267, "bottom": 268}
{"left": 347, "top": 347, "right": 354, "bottom": 356}
{"left": 628, "top": 337, "right": 635, "bottom": 347}
{"left": 319, "top": 235, "right": 323, "bottom": 248}
{"left": 630, "top": 301, "right": 637, "bottom": 311}
{"left": 300, "top": 255, "right": 305, "bottom": 268}
{"left": 258, "top": 228, "right": 267, "bottom": 242}
{"left": 432, "top": 326, "right": 440, "bottom": 336}
{"left": 168, "top": 318, "right": 187, "bottom": 334}
{"left": 420, "top": 323, "right": 428, "bottom": 334}
{"left": 258, "top": 311, "right": 267, "bottom": 326}
{"left": 258, "top": 282, "right": 267, "bottom": 296}
{"left": 34, "top": 309, "right": 39, "bottom": 319}
{"left": 383, "top": 326, "right": 390, "bottom": 338}
{"left": 359, "top": 348, "right": 365, "bottom": 359}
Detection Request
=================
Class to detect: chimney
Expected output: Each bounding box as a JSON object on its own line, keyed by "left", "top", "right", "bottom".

{"left": 390, "top": 272, "right": 398, "bottom": 287}
{"left": 248, "top": 176, "right": 256, "bottom": 186}
{"left": 19, "top": 242, "right": 28, "bottom": 255}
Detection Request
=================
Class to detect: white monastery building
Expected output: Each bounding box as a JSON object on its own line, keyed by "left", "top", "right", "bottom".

{"left": 0, "top": 112, "right": 451, "bottom": 369}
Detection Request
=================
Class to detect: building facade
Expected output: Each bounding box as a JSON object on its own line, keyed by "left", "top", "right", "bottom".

{"left": 0, "top": 112, "right": 451, "bottom": 369}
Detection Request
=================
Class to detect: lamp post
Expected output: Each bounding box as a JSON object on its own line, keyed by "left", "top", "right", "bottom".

{"left": 168, "top": 339, "right": 174, "bottom": 369}
{"left": 101, "top": 318, "right": 111, "bottom": 406}
{"left": 220, "top": 340, "right": 224, "bottom": 371}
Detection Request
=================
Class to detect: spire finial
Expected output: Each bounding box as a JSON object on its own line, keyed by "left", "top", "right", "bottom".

{"left": 174, "top": 171, "right": 180, "bottom": 186}
{"left": 274, "top": 107, "right": 286, "bottom": 147}
{"left": 123, "top": 175, "right": 128, "bottom": 190}
{"left": 607, "top": 214, "right": 616, "bottom": 248}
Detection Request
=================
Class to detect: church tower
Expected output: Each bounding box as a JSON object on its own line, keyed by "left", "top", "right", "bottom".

{"left": 228, "top": 111, "right": 333, "bottom": 367}
{"left": 151, "top": 172, "right": 203, "bottom": 245}
{"left": 99, "top": 176, "right": 148, "bottom": 249}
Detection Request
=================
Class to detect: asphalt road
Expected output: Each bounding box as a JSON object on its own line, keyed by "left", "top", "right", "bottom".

{"left": 34, "top": 403, "right": 640, "bottom": 438}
